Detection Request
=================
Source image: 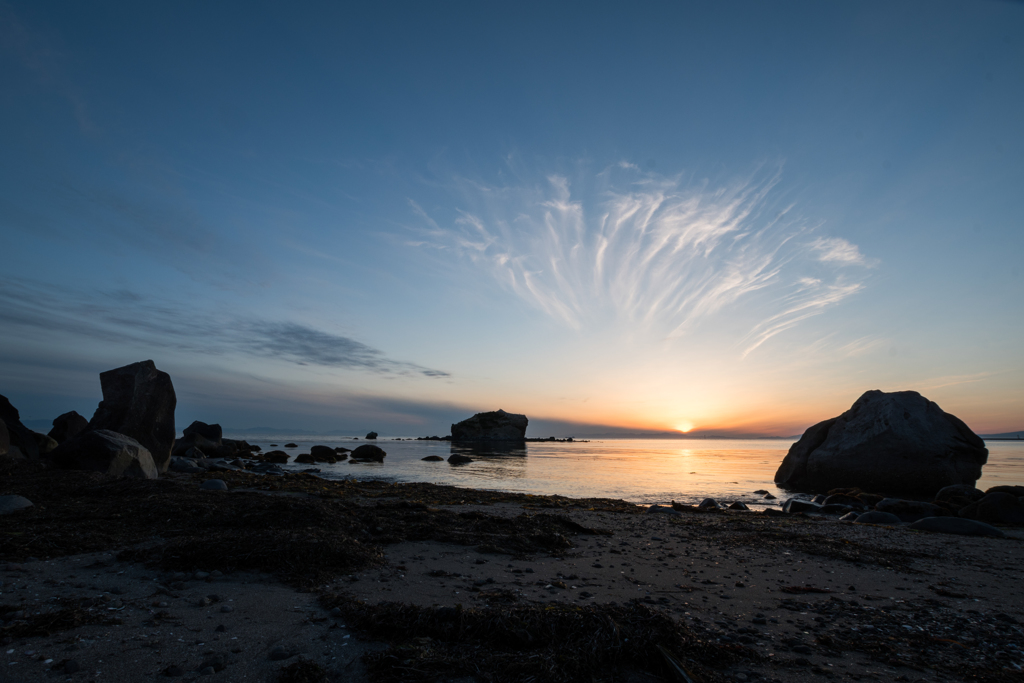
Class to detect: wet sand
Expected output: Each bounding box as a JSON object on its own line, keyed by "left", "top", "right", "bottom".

{"left": 2, "top": 468, "right": 1023, "bottom": 682}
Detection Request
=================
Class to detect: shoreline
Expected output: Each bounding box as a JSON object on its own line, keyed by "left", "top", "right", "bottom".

{"left": 2, "top": 464, "right": 1023, "bottom": 682}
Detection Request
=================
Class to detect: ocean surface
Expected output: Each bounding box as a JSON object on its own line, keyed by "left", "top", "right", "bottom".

{"left": 227, "top": 436, "right": 1024, "bottom": 508}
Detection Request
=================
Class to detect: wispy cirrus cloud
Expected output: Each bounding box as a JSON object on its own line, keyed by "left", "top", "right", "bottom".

{"left": 409, "top": 164, "right": 875, "bottom": 357}
{"left": 0, "top": 279, "right": 449, "bottom": 379}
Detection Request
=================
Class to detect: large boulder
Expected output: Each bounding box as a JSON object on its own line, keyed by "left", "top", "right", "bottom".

{"left": 182, "top": 421, "right": 223, "bottom": 444}
{"left": 88, "top": 361, "right": 176, "bottom": 473}
{"left": 48, "top": 411, "right": 90, "bottom": 444}
{"left": 350, "top": 444, "right": 386, "bottom": 462}
{"left": 0, "top": 393, "right": 40, "bottom": 460}
{"left": 49, "top": 429, "right": 158, "bottom": 479}
{"left": 451, "top": 409, "right": 528, "bottom": 442}
{"left": 774, "top": 390, "right": 987, "bottom": 497}
{"left": 959, "top": 492, "right": 1024, "bottom": 526}
{"left": 874, "top": 498, "right": 945, "bottom": 523}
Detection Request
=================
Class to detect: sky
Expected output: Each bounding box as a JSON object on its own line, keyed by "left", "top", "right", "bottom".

{"left": 1, "top": 0, "right": 1022, "bottom": 437}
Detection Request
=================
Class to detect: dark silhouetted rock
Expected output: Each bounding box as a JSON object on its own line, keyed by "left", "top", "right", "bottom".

{"left": 284, "top": 443, "right": 298, "bottom": 448}
{"left": 0, "top": 419, "right": 8, "bottom": 458}
{"left": 959, "top": 492, "right": 1024, "bottom": 526}
{"left": 936, "top": 484, "right": 985, "bottom": 503}
{"left": 451, "top": 409, "right": 528, "bottom": 442}
{"left": 985, "top": 485, "right": 1024, "bottom": 497}
{"left": 698, "top": 498, "right": 720, "bottom": 510}
{"left": 0, "top": 495, "right": 33, "bottom": 515}
{"left": 200, "top": 479, "right": 228, "bottom": 491}
{"left": 774, "top": 390, "right": 987, "bottom": 497}
{"left": 422, "top": 455, "right": 444, "bottom": 461}
{"left": 909, "top": 517, "right": 1004, "bottom": 538}
{"left": 854, "top": 511, "right": 903, "bottom": 525}
{"left": 295, "top": 453, "right": 315, "bottom": 464}
{"left": 33, "top": 431, "right": 58, "bottom": 454}
{"left": 447, "top": 453, "right": 473, "bottom": 464}
{"left": 49, "top": 429, "right": 158, "bottom": 478}
{"left": 822, "top": 494, "right": 864, "bottom": 507}
{"left": 48, "top": 411, "right": 89, "bottom": 444}
{"left": 727, "top": 501, "right": 749, "bottom": 510}
{"left": 88, "top": 361, "right": 176, "bottom": 473}
{"left": 183, "top": 421, "right": 223, "bottom": 444}
{"left": 782, "top": 498, "right": 821, "bottom": 514}
{"left": 172, "top": 432, "right": 221, "bottom": 458}
{"left": 310, "top": 445, "right": 337, "bottom": 462}
{"left": 263, "top": 450, "right": 289, "bottom": 463}
{"left": 350, "top": 444, "right": 386, "bottom": 462}
{"left": 365, "top": 431, "right": 378, "bottom": 440}
{"left": 875, "top": 498, "right": 945, "bottom": 523}
{"left": 0, "top": 393, "right": 39, "bottom": 460}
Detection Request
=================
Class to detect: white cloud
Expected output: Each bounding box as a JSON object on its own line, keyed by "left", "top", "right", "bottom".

{"left": 809, "top": 237, "right": 874, "bottom": 267}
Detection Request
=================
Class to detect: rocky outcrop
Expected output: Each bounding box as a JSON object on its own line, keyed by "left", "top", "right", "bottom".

{"left": 451, "top": 410, "right": 528, "bottom": 442}
{"left": 365, "top": 431, "right": 378, "bottom": 440}
{"left": 774, "top": 390, "right": 987, "bottom": 497}
{"left": 0, "top": 393, "right": 39, "bottom": 460}
{"left": 183, "top": 421, "right": 223, "bottom": 444}
{"left": 48, "top": 411, "right": 89, "bottom": 444}
{"left": 49, "top": 429, "right": 158, "bottom": 479}
{"left": 350, "top": 444, "right": 386, "bottom": 462}
{"left": 88, "top": 360, "right": 176, "bottom": 473}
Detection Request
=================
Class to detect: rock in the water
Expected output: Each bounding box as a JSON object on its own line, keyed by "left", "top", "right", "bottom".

{"left": 935, "top": 484, "right": 985, "bottom": 503}
{"left": 447, "top": 453, "right": 473, "bottom": 464}
{"left": 959, "top": 492, "right": 1024, "bottom": 526}
{"left": 88, "top": 360, "right": 177, "bottom": 473}
{"left": 48, "top": 411, "right": 89, "bottom": 444}
{"left": 350, "top": 444, "right": 386, "bottom": 462}
{"left": 49, "top": 429, "right": 158, "bottom": 479}
{"left": 854, "top": 511, "right": 904, "bottom": 525}
{"left": 183, "top": 421, "right": 223, "bottom": 444}
{"left": 294, "top": 453, "right": 315, "bottom": 464}
{"left": 310, "top": 445, "right": 337, "bottom": 462}
{"left": 0, "top": 393, "right": 40, "bottom": 460}
{"left": 875, "top": 498, "right": 945, "bottom": 523}
{"left": 909, "top": 516, "right": 1005, "bottom": 538}
{"left": 782, "top": 498, "right": 822, "bottom": 514}
{"left": 0, "top": 495, "right": 34, "bottom": 515}
{"left": 451, "top": 409, "right": 528, "bottom": 442}
{"left": 263, "top": 450, "right": 289, "bottom": 463}
{"left": 365, "top": 431, "right": 378, "bottom": 440}
{"left": 200, "top": 479, "right": 228, "bottom": 491}
{"left": 774, "top": 390, "right": 987, "bottom": 497}
{"left": 421, "top": 455, "right": 444, "bottom": 461}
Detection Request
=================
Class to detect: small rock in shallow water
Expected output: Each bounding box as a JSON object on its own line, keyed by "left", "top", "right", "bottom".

{"left": 421, "top": 455, "right": 444, "bottom": 461}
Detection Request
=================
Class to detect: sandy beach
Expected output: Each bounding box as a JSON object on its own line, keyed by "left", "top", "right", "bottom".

{"left": 2, "top": 465, "right": 1023, "bottom": 683}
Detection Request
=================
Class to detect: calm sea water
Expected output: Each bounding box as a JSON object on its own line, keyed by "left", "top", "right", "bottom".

{"left": 227, "top": 436, "right": 1024, "bottom": 508}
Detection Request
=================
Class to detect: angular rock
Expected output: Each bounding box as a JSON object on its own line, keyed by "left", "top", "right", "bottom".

{"left": 365, "top": 431, "right": 378, "bottom": 440}
{"left": 183, "top": 421, "right": 223, "bottom": 444}
{"left": 173, "top": 432, "right": 221, "bottom": 458}
{"left": 0, "top": 393, "right": 40, "bottom": 460}
{"left": 782, "top": 498, "right": 821, "bottom": 514}
{"left": 447, "top": 453, "right": 473, "bottom": 464}
{"left": 33, "top": 431, "right": 59, "bottom": 454}
{"left": 88, "top": 360, "right": 177, "bottom": 473}
{"left": 935, "top": 484, "right": 985, "bottom": 503}
{"left": 451, "top": 409, "right": 528, "bottom": 442}
{"left": 909, "top": 517, "right": 1005, "bottom": 538}
{"left": 0, "top": 495, "right": 34, "bottom": 515}
{"left": 350, "top": 444, "right": 386, "bottom": 461}
{"left": 774, "top": 390, "right": 987, "bottom": 497}
{"left": 48, "top": 411, "right": 89, "bottom": 444}
{"left": 959, "top": 492, "right": 1024, "bottom": 526}
{"left": 49, "top": 429, "right": 158, "bottom": 478}
{"left": 875, "top": 498, "right": 945, "bottom": 523}
{"left": 854, "top": 511, "right": 903, "bottom": 525}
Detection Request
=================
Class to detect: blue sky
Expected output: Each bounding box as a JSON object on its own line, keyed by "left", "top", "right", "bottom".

{"left": 1, "top": 0, "right": 1022, "bottom": 436}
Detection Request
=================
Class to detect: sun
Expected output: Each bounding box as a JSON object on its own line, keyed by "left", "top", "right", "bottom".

{"left": 675, "top": 421, "right": 694, "bottom": 433}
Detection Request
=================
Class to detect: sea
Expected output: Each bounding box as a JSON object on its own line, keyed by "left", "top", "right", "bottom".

{"left": 224, "top": 435, "right": 1024, "bottom": 508}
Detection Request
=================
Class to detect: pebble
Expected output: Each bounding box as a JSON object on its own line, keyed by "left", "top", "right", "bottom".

{"left": 220, "top": 605, "right": 234, "bottom": 613}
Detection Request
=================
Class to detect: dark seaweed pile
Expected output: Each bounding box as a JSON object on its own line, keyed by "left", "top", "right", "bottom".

{"left": 321, "top": 593, "right": 757, "bottom": 683}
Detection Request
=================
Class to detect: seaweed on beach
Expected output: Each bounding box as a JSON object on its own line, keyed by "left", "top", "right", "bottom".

{"left": 0, "top": 597, "right": 120, "bottom": 639}
{"left": 0, "top": 465, "right": 613, "bottom": 588}
{"left": 320, "top": 593, "right": 753, "bottom": 683}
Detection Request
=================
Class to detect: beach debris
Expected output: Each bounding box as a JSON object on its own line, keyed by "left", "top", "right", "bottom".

{"left": 321, "top": 594, "right": 748, "bottom": 683}
{"left": 909, "top": 516, "right": 1005, "bottom": 538}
